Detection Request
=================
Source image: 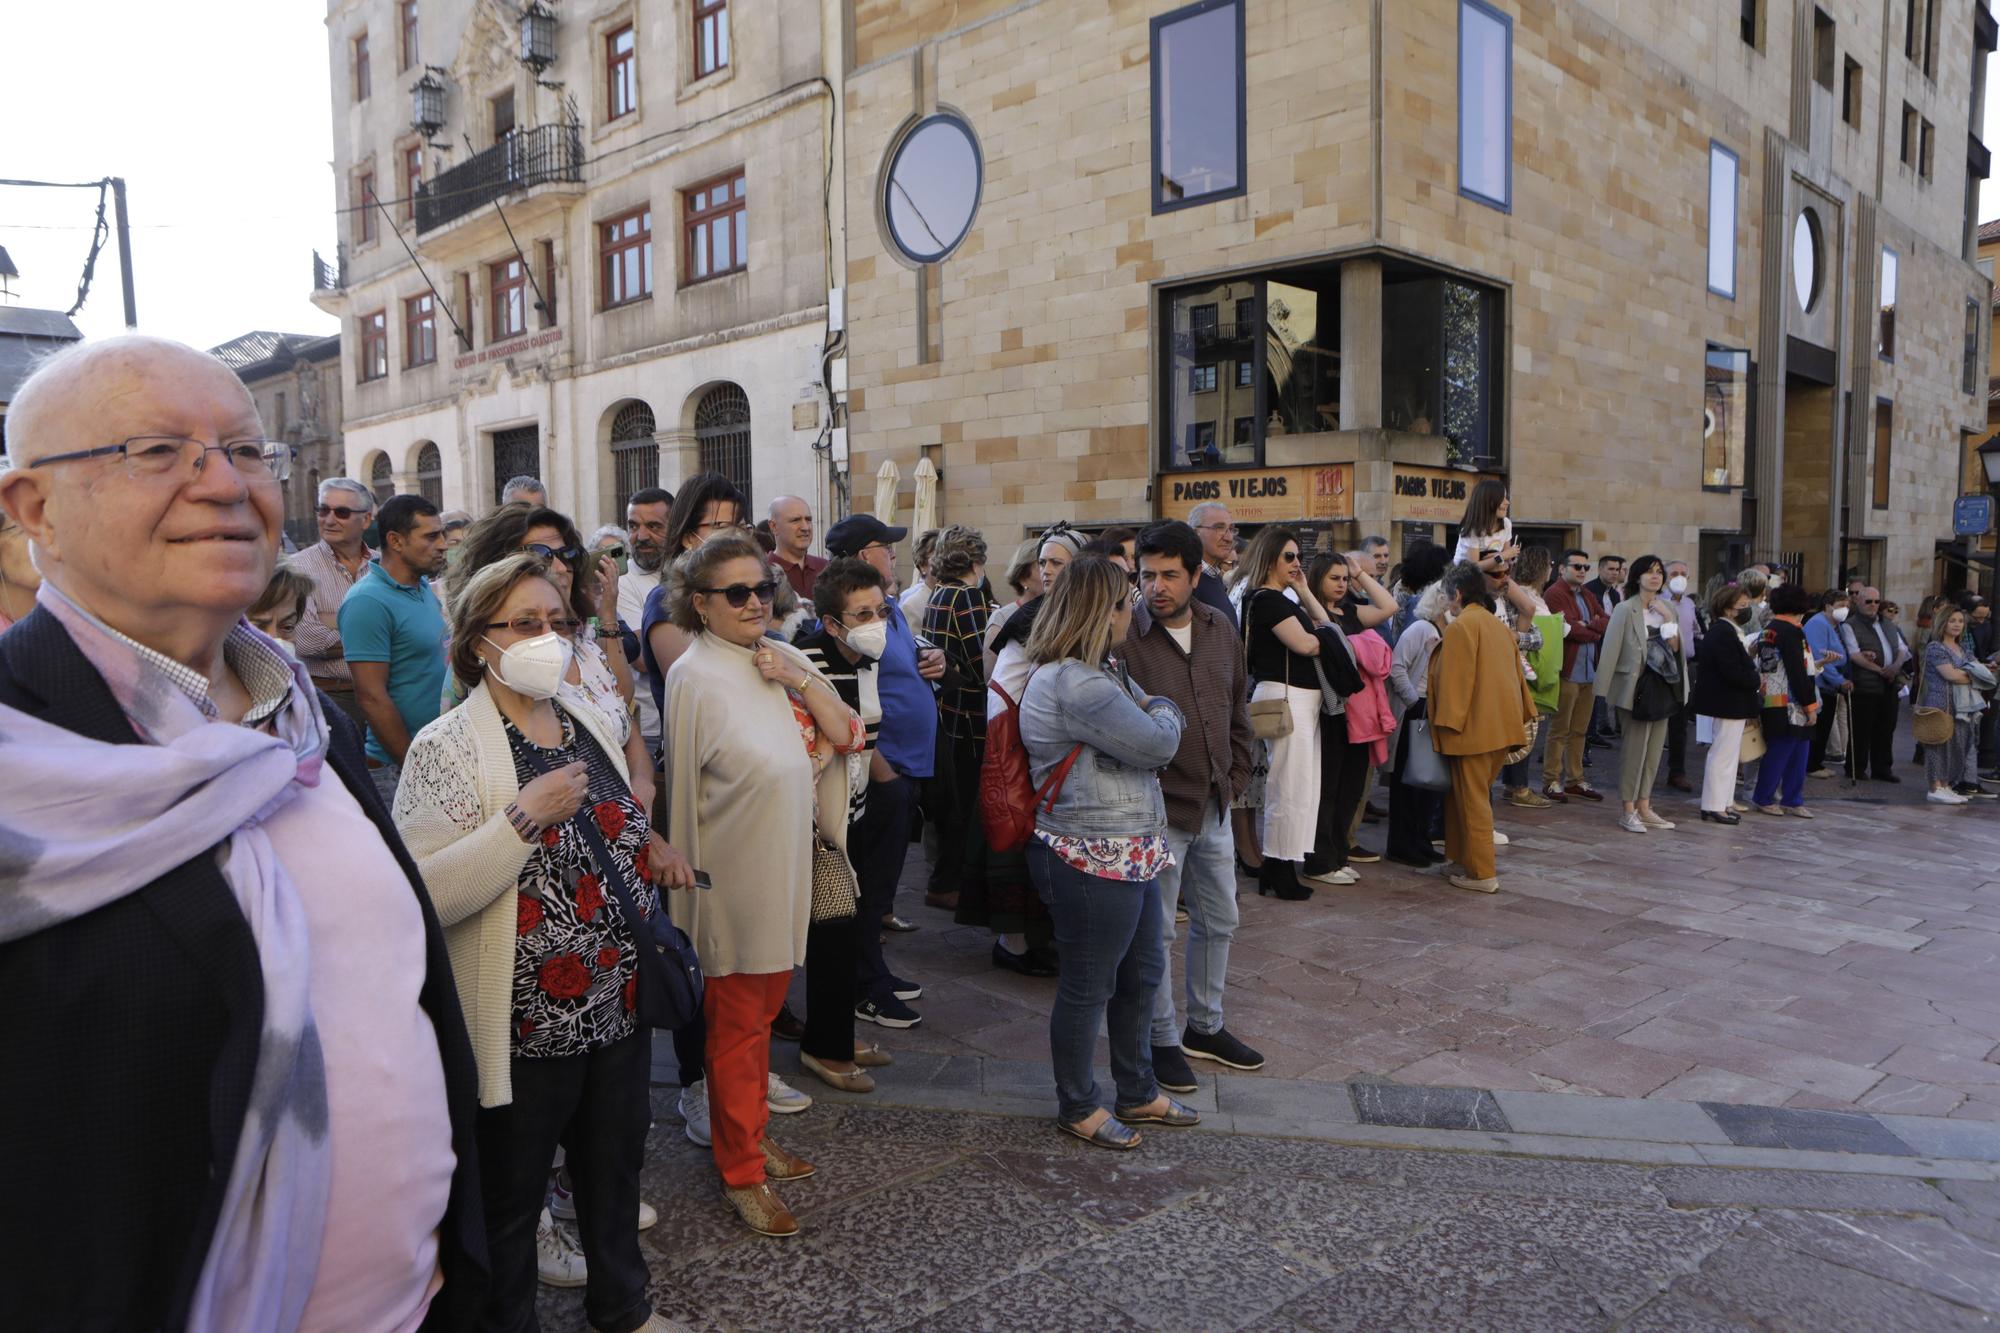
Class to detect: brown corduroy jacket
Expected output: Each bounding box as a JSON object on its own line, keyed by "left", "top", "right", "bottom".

{"left": 1122, "top": 597, "right": 1253, "bottom": 832}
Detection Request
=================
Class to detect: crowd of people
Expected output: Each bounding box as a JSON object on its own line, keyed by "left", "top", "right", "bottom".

{"left": 4, "top": 335, "right": 1998, "bottom": 1332}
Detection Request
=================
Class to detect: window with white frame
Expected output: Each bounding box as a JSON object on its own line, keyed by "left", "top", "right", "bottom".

{"left": 1708, "top": 142, "right": 1738, "bottom": 297}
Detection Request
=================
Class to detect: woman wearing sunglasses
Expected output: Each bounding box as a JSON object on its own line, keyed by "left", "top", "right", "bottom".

{"left": 394, "top": 553, "right": 697, "bottom": 1333}
{"left": 1240, "top": 525, "right": 1339, "bottom": 900}
{"left": 661, "top": 532, "right": 863, "bottom": 1237}
{"left": 453, "top": 503, "right": 652, "bottom": 815}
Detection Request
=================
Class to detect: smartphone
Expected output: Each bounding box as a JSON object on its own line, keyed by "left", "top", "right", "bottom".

{"left": 690, "top": 869, "right": 713, "bottom": 890}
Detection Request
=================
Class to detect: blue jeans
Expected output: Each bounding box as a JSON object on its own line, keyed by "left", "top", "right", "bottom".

{"left": 1150, "top": 798, "right": 1240, "bottom": 1046}
{"left": 1753, "top": 729, "right": 1810, "bottom": 808}
{"left": 1027, "top": 838, "right": 1164, "bottom": 1124}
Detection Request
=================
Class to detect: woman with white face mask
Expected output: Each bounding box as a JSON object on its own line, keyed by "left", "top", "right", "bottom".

{"left": 393, "top": 553, "right": 698, "bottom": 1333}
{"left": 1804, "top": 589, "right": 1853, "bottom": 776}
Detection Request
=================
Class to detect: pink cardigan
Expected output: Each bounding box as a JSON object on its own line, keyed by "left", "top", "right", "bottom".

{"left": 1343, "top": 628, "right": 1398, "bottom": 767}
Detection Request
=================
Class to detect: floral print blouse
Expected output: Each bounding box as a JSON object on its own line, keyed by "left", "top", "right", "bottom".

{"left": 1034, "top": 830, "right": 1175, "bottom": 883}
{"left": 504, "top": 708, "right": 655, "bottom": 1058}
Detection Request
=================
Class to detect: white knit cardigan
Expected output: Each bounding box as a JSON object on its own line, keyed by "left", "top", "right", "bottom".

{"left": 393, "top": 681, "right": 629, "bottom": 1108}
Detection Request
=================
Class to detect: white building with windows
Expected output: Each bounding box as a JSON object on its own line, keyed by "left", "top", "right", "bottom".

{"left": 313, "top": 0, "right": 845, "bottom": 530}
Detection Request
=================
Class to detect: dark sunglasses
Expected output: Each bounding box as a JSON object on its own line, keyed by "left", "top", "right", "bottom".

{"left": 699, "top": 580, "right": 778, "bottom": 608}
{"left": 1565, "top": 563, "right": 1590, "bottom": 571}
{"left": 522, "top": 542, "right": 583, "bottom": 564}
{"left": 316, "top": 504, "right": 368, "bottom": 521}
{"left": 1279, "top": 551, "right": 1300, "bottom": 564}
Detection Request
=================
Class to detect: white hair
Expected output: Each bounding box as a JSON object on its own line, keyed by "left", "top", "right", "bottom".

{"left": 1187, "top": 501, "right": 1229, "bottom": 527}
{"left": 500, "top": 475, "right": 546, "bottom": 503}
{"left": 318, "top": 476, "right": 374, "bottom": 509}
{"left": 588, "top": 524, "right": 628, "bottom": 549}
{"left": 1415, "top": 581, "right": 1452, "bottom": 626}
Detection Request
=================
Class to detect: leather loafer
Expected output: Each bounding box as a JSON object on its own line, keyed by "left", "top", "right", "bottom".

{"left": 799, "top": 1052, "right": 874, "bottom": 1094}
{"left": 1699, "top": 810, "right": 1741, "bottom": 826}
{"left": 852, "top": 1042, "right": 893, "bottom": 1068}
{"left": 1564, "top": 783, "right": 1605, "bottom": 802}
{"left": 758, "top": 1138, "right": 816, "bottom": 1182}
{"left": 725, "top": 1182, "right": 799, "bottom": 1237}
{"left": 993, "top": 941, "right": 1057, "bottom": 977}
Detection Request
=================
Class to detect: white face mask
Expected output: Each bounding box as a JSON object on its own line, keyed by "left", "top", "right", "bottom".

{"left": 483, "top": 631, "right": 572, "bottom": 700}
{"left": 272, "top": 637, "right": 300, "bottom": 662}
{"left": 1667, "top": 575, "right": 1688, "bottom": 596}
{"left": 842, "top": 618, "right": 890, "bottom": 661}
{"left": 1831, "top": 606, "right": 1849, "bottom": 624}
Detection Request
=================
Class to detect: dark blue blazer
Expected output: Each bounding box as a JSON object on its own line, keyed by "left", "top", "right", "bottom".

{"left": 0, "top": 606, "right": 488, "bottom": 1332}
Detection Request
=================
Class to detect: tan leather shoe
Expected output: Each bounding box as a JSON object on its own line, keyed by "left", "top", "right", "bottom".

{"left": 759, "top": 1137, "right": 816, "bottom": 1181}
{"left": 852, "top": 1042, "right": 893, "bottom": 1068}
{"left": 800, "top": 1051, "right": 875, "bottom": 1093}
{"left": 724, "top": 1182, "right": 800, "bottom": 1237}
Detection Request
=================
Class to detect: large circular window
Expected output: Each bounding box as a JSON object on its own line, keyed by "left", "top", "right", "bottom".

{"left": 1792, "top": 209, "right": 1823, "bottom": 313}
{"left": 883, "top": 114, "right": 983, "bottom": 265}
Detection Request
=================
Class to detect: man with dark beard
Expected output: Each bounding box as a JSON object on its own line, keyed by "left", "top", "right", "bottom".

{"left": 618, "top": 486, "right": 674, "bottom": 758}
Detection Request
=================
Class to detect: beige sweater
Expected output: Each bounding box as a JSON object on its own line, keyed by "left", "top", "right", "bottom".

{"left": 662, "top": 633, "right": 852, "bottom": 978}
{"left": 393, "top": 682, "right": 628, "bottom": 1108}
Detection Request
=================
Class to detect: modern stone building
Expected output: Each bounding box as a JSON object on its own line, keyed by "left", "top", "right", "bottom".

{"left": 313, "top": 0, "right": 844, "bottom": 532}
{"left": 841, "top": 0, "right": 1995, "bottom": 603}
{"left": 210, "top": 331, "right": 347, "bottom": 549}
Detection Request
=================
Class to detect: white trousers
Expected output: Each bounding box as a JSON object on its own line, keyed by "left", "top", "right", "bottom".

{"left": 1254, "top": 681, "right": 1323, "bottom": 862}
{"left": 1701, "top": 717, "right": 1745, "bottom": 814}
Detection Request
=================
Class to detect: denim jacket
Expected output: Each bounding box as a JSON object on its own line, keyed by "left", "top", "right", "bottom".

{"left": 1019, "top": 658, "right": 1185, "bottom": 838}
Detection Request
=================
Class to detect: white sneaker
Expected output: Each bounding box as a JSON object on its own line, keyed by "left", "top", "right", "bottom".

{"left": 1927, "top": 789, "right": 1970, "bottom": 805}
{"left": 680, "top": 1083, "right": 712, "bottom": 1147}
{"left": 1638, "top": 811, "right": 1676, "bottom": 830}
{"left": 1618, "top": 811, "right": 1647, "bottom": 834}
{"left": 767, "top": 1072, "right": 814, "bottom": 1114}
{"left": 554, "top": 1189, "right": 659, "bottom": 1232}
{"left": 537, "top": 1207, "right": 587, "bottom": 1288}
{"left": 1304, "top": 865, "right": 1359, "bottom": 885}
{"left": 1491, "top": 829, "right": 1510, "bottom": 846}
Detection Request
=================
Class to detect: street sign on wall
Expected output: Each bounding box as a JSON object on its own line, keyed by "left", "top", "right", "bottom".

{"left": 1954, "top": 494, "right": 1995, "bottom": 536}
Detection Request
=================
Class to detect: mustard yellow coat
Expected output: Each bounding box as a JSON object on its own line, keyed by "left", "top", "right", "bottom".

{"left": 1426, "top": 604, "right": 1537, "bottom": 757}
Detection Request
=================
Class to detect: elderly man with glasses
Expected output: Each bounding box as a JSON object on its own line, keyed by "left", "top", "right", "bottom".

{"left": 288, "top": 475, "right": 379, "bottom": 726}
{"left": 1186, "top": 501, "right": 1240, "bottom": 630}
{"left": 0, "top": 336, "right": 488, "bottom": 1331}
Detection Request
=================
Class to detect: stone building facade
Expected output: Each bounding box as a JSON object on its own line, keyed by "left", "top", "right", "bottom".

{"left": 314, "top": 0, "right": 845, "bottom": 534}
{"left": 840, "top": 0, "right": 1995, "bottom": 605}
{"left": 209, "top": 331, "right": 347, "bottom": 549}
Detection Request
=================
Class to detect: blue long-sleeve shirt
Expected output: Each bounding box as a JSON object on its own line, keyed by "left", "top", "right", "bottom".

{"left": 1804, "top": 612, "right": 1847, "bottom": 689}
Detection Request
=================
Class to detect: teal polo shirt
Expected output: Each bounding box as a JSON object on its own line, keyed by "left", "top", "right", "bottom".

{"left": 337, "top": 560, "right": 449, "bottom": 764}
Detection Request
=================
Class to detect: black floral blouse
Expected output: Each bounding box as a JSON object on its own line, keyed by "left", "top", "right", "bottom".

{"left": 505, "top": 708, "right": 655, "bottom": 1058}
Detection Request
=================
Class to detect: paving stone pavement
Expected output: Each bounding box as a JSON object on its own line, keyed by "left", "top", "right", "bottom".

{"left": 534, "top": 1097, "right": 2000, "bottom": 1332}
{"left": 862, "top": 748, "right": 2000, "bottom": 1119}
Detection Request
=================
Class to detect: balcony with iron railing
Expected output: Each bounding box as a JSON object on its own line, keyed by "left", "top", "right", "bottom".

{"left": 415, "top": 123, "right": 584, "bottom": 233}
{"left": 312, "top": 247, "right": 345, "bottom": 292}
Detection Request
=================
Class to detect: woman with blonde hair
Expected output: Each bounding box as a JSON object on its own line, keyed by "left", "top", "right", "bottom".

{"left": 1239, "top": 526, "right": 1342, "bottom": 899}
{"left": 395, "top": 553, "right": 695, "bottom": 1330}
{"left": 1019, "top": 554, "right": 1192, "bottom": 1149}
{"left": 661, "top": 532, "right": 862, "bottom": 1237}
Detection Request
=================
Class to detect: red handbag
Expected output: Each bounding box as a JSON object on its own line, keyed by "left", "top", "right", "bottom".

{"left": 980, "top": 678, "right": 1084, "bottom": 853}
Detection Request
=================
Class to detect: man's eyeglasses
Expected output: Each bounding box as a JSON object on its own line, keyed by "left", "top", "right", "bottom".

{"left": 693, "top": 519, "right": 746, "bottom": 536}
{"left": 1862, "top": 597, "right": 1880, "bottom": 605}
{"left": 698, "top": 580, "right": 778, "bottom": 608}
{"left": 522, "top": 542, "right": 583, "bottom": 565}
{"left": 484, "top": 614, "right": 581, "bottom": 637}
{"left": 443, "top": 518, "right": 470, "bottom": 533}
{"left": 317, "top": 503, "right": 370, "bottom": 521}
{"left": 34, "top": 436, "right": 292, "bottom": 483}
{"left": 831, "top": 605, "right": 888, "bottom": 625}
{"left": 1195, "top": 522, "right": 1238, "bottom": 535}
{"left": 1565, "top": 563, "right": 1591, "bottom": 571}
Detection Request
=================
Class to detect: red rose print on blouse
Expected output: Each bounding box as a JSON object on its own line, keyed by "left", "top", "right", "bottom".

{"left": 538, "top": 953, "right": 591, "bottom": 1000}
{"left": 593, "top": 801, "right": 627, "bottom": 839}
{"left": 541, "top": 826, "right": 562, "bottom": 849}
{"left": 596, "top": 945, "right": 621, "bottom": 970}
{"left": 518, "top": 1017, "right": 537, "bottom": 1038}
{"left": 575, "top": 874, "right": 605, "bottom": 922}
{"left": 517, "top": 895, "right": 544, "bottom": 936}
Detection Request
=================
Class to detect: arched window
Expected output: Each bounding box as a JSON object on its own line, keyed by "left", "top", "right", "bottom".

{"left": 416, "top": 442, "right": 443, "bottom": 507}
{"left": 369, "top": 453, "right": 394, "bottom": 504}
{"left": 694, "top": 383, "right": 751, "bottom": 497}
{"left": 609, "top": 401, "right": 658, "bottom": 516}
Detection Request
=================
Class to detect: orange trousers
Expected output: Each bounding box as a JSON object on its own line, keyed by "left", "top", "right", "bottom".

{"left": 1444, "top": 749, "right": 1508, "bottom": 881}
{"left": 702, "top": 970, "right": 791, "bottom": 1188}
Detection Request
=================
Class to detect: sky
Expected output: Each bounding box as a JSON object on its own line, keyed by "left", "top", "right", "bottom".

{"left": 0, "top": 3, "right": 339, "bottom": 351}
{"left": 0, "top": 11, "right": 1998, "bottom": 355}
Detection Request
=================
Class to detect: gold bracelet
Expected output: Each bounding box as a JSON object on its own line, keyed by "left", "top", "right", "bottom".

{"left": 797, "top": 673, "right": 811, "bottom": 692}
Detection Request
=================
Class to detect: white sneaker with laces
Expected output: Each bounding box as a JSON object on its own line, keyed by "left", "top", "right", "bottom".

{"left": 1304, "top": 865, "right": 1359, "bottom": 885}
{"left": 767, "top": 1071, "right": 814, "bottom": 1114}
{"left": 680, "top": 1082, "right": 712, "bottom": 1147}
{"left": 1927, "top": 789, "right": 1970, "bottom": 805}
{"left": 1618, "top": 811, "right": 1647, "bottom": 834}
{"left": 537, "top": 1207, "right": 587, "bottom": 1288}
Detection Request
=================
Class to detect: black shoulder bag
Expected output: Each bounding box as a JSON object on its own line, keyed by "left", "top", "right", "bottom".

{"left": 520, "top": 743, "right": 705, "bottom": 1032}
